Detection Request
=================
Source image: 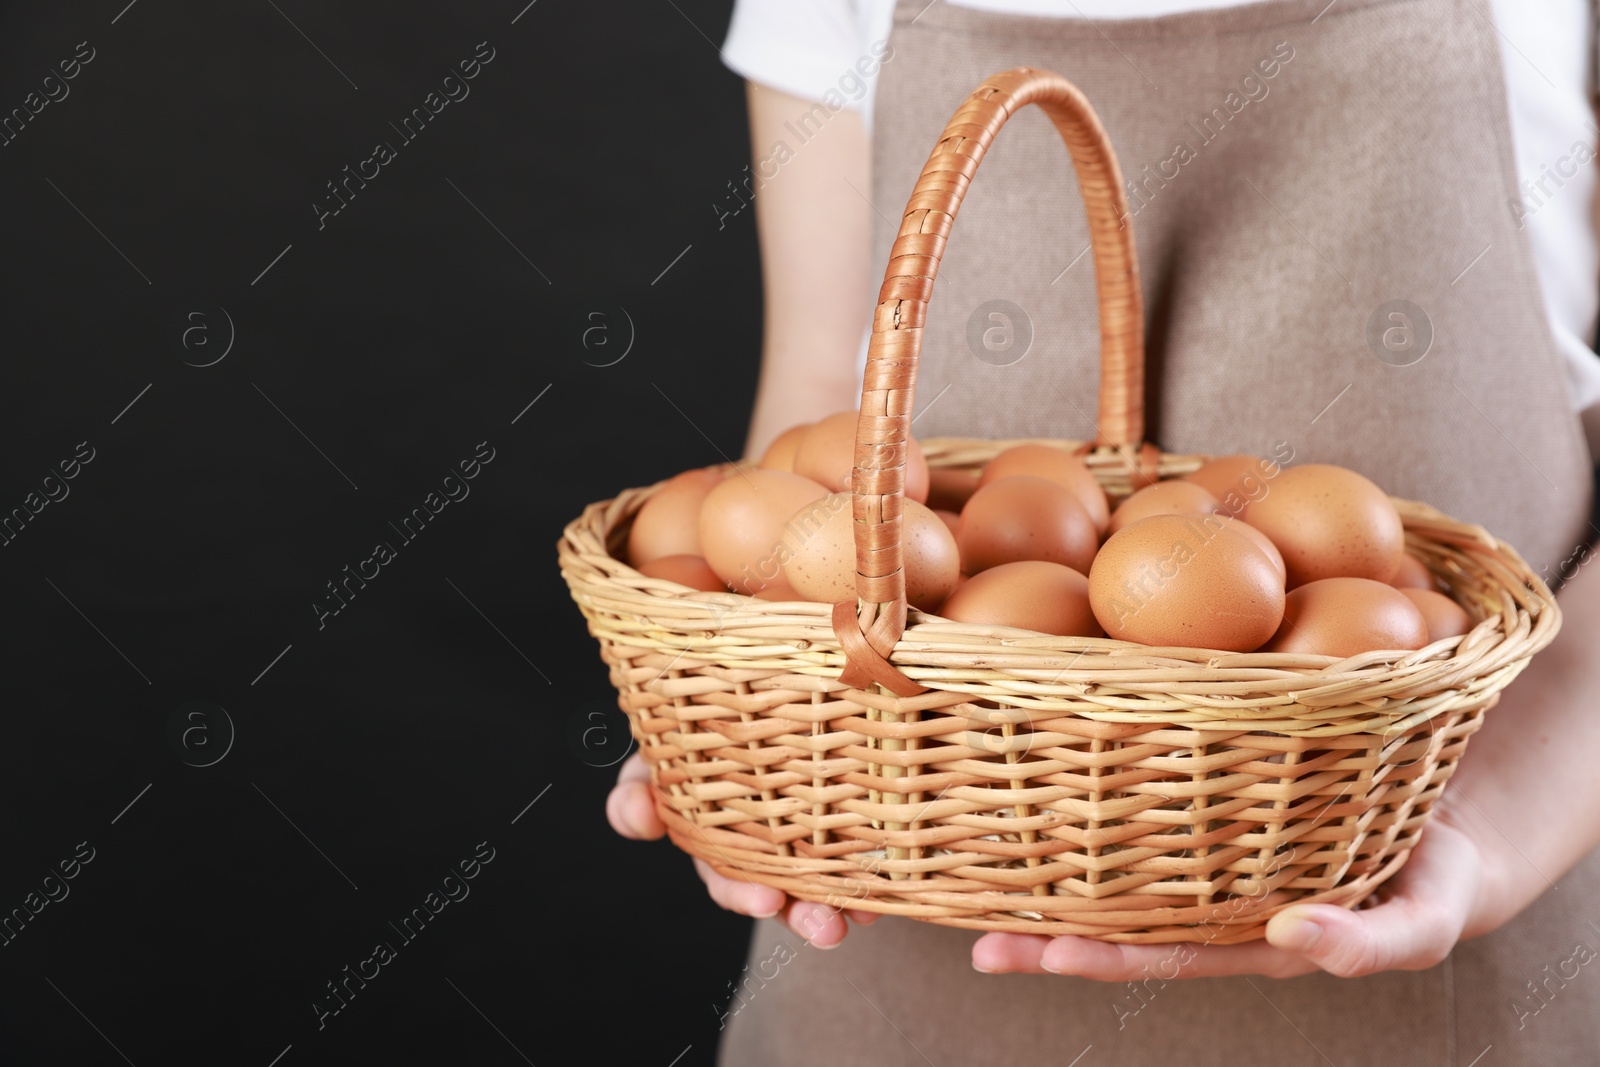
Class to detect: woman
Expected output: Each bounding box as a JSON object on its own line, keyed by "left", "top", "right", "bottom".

{"left": 612, "top": 0, "right": 1600, "bottom": 1061}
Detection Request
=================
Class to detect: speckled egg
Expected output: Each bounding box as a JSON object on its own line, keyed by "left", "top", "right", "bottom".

{"left": 780, "top": 492, "right": 959, "bottom": 611}
{"left": 1241, "top": 464, "right": 1405, "bottom": 587}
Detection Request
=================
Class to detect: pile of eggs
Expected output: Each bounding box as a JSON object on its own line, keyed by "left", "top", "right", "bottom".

{"left": 624, "top": 411, "right": 1475, "bottom": 658}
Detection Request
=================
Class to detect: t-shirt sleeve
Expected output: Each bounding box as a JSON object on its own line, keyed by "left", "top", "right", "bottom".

{"left": 722, "top": 0, "right": 867, "bottom": 107}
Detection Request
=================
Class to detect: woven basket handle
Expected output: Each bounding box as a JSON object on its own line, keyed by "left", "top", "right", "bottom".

{"left": 832, "top": 68, "right": 1145, "bottom": 697}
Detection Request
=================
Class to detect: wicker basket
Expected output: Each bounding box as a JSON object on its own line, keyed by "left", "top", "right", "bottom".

{"left": 557, "top": 68, "right": 1560, "bottom": 943}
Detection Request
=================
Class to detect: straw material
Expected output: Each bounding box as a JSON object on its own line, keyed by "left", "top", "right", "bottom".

{"left": 560, "top": 443, "right": 1552, "bottom": 941}
{"left": 556, "top": 70, "right": 1561, "bottom": 941}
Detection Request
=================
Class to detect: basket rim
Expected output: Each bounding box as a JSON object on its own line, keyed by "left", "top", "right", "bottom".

{"left": 559, "top": 438, "right": 1559, "bottom": 736}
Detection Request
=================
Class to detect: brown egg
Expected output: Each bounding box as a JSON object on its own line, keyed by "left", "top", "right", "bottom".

{"left": 1182, "top": 454, "right": 1282, "bottom": 517}
{"left": 978, "top": 444, "right": 1110, "bottom": 533}
{"left": 1262, "top": 577, "right": 1429, "bottom": 657}
{"left": 1390, "top": 553, "right": 1440, "bottom": 591}
{"left": 1241, "top": 464, "right": 1405, "bottom": 588}
{"left": 934, "top": 509, "right": 961, "bottom": 537}
{"left": 1088, "top": 514, "right": 1285, "bottom": 651}
{"left": 757, "top": 423, "right": 812, "bottom": 472}
{"left": 939, "top": 561, "right": 1102, "bottom": 637}
{"left": 927, "top": 468, "right": 980, "bottom": 512}
{"left": 752, "top": 578, "right": 806, "bottom": 602}
{"left": 791, "top": 410, "right": 931, "bottom": 504}
{"left": 1218, "top": 516, "right": 1287, "bottom": 585}
{"left": 1401, "top": 588, "right": 1473, "bottom": 641}
{"left": 635, "top": 554, "right": 727, "bottom": 592}
{"left": 901, "top": 499, "right": 965, "bottom": 610}
{"left": 1107, "top": 480, "right": 1223, "bottom": 535}
{"left": 699, "top": 469, "right": 830, "bottom": 591}
{"left": 777, "top": 492, "right": 860, "bottom": 603}
{"left": 779, "top": 493, "right": 959, "bottom": 610}
{"left": 957, "top": 475, "right": 1098, "bottom": 576}
{"left": 627, "top": 467, "right": 725, "bottom": 566}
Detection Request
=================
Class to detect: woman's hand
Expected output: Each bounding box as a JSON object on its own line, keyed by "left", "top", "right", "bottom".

{"left": 971, "top": 796, "right": 1506, "bottom": 979}
{"left": 606, "top": 752, "right": 881, "bottom": 948}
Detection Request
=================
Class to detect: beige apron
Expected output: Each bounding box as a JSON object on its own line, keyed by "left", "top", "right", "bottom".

{"left": 719, "top": 0, "right": 1600, "bottom": 1062}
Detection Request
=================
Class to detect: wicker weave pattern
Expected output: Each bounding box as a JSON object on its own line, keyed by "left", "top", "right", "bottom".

{"left": 559, "top": 440, "right": 1556, "bottom": 941}
{"left": 557, "top": 70, "right": 1561, "bottom": 941}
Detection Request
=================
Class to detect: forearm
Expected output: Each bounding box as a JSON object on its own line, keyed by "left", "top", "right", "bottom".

{"left": 1443, "top": 547, "right": 1600, "bottom": 935}
{"left": 739, "top": 79, "right": 873, "bottom": 460}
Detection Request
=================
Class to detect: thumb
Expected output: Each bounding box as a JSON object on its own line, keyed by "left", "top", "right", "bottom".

{"left": 1265, "top": 823, "right": 1480, "bottom": 978}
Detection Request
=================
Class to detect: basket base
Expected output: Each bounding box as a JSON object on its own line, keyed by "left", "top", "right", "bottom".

{"left": 668, "top": 809, "right": 1418, "bottom": 944}
{"left": 649, "top": 696, "right": 1475, "bottom": 943}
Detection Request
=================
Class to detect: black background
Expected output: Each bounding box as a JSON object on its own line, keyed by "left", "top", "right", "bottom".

{"left": 0, "top": 2, "right": 760, "bottom": 1063}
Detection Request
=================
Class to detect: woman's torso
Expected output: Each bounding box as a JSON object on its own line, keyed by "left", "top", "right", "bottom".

{"left": 718, "top": 0, "right": 1600, "bottom": 1062}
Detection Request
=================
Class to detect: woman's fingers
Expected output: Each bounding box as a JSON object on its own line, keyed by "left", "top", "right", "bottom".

{"left": 783, "top": 898, "right": 850, "bottom": 948}
{"left": 971, "top": 822, "right": 1485, "bottom": 981}
{"left": 693, "top": 858, "right": 786, "bottom": 919}
{"left": 971, "top": 931, "right": 1318, "bottom": 979}
{"left": 1265, "top": 821, "right": 1481, "bottom": 977}
{"left": 624, "top": 751, "right": 1477, "bottom": 978}
{"left": 689, "top": 860, "right": 864, "bottom": 946}
{"left": 605, "top": 753, "right": 665, "bottom": 840}
{"left": 971, "top": 931, "right": 1049, "bottom": 973}
{"left": 614, "top": 753, "right": 878, "bottom": 946}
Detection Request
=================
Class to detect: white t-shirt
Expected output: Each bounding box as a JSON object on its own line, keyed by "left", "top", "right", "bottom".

{"left": 723, "top": 0, "right": 1600, "bottom": 456}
